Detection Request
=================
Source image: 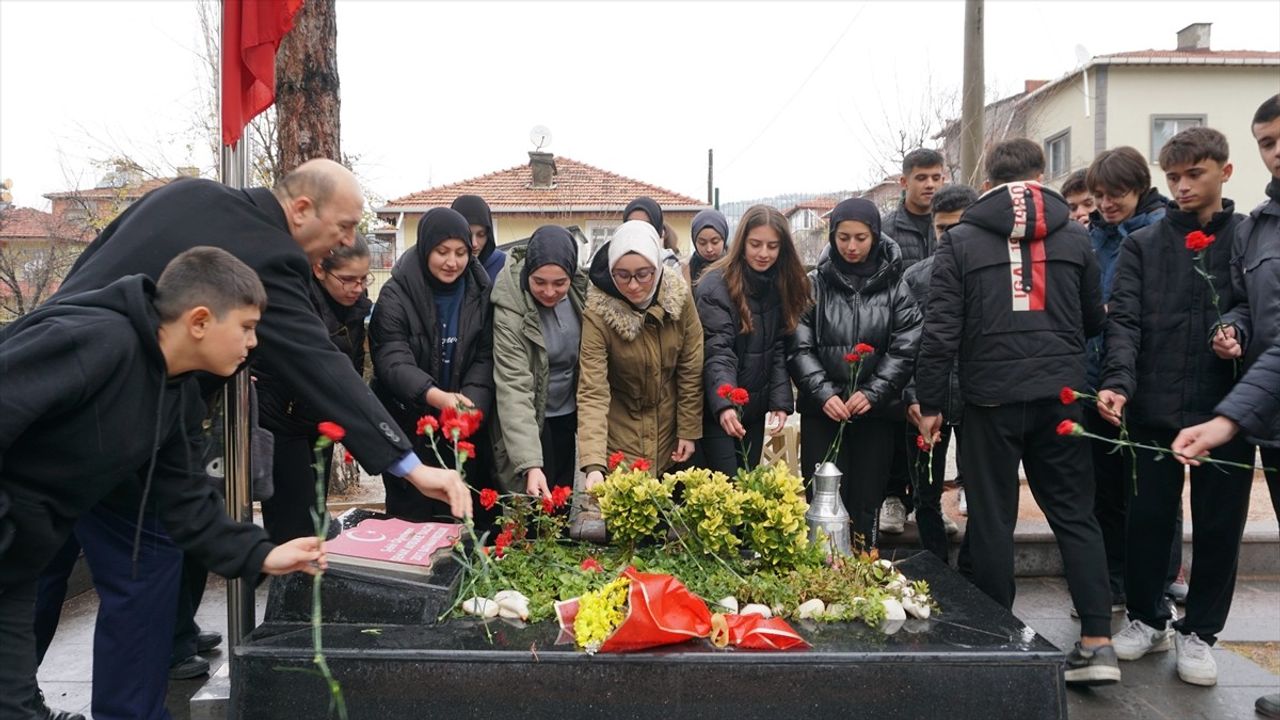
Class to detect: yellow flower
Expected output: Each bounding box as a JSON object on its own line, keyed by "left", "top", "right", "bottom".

{"left": 574, "top": 576, "right": 630, "bottom": 653}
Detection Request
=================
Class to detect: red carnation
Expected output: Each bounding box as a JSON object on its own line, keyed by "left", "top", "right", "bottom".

{"left": 854, "top": 342, "right": 875, "bottom": 356}
{"left": 1056, "top": 420, "right": 1082, "bottom": 437}
{"left": 479, "top": 488, "right": 498, "bottom": 510}
{"left": 416, "top": 415, "right": 438, "bottom": 436}
{"left": 632, "top": 458, "right": 651, "bottom": 472}
{"left": 342, "top": 449, "right": 354, "bottom": 465}
{"left": 552, "top": 485, "right": 573, "bottom": 509}
{"left": 494, "top": 528, "right": 513, "bottom": 558}
{"left": 915, "top": 435, "right": 930, "bottom": 451}
{"left": 729, "top": 387, "right": 750, "bottom": 406}
{"left": 580, "top": 557, "right": 603, "bottom": 573}
{"left": 607, "top": 450, "right": 627, "bottom": 471}
{"left": 456, "top": 441, "right": 476, "bottom": 460}
{"left": 317, "top": 421, "right": 346, "bottom": 442}
{"left": 1059, "top": 387, "right": 1077, "bottom": 405}
{"left": 844, "top": 351, "right": 861, "bottom": 363}
{"left": 1185, "top": 230, "right": 1215, "bottom": 253}
{"left": 717, "top": 383, "right": 734, "bottom": 399}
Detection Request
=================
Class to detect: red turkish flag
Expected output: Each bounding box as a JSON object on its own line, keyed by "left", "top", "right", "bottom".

{"left": 221, "top": 0, "right": 305, "bottom": 147}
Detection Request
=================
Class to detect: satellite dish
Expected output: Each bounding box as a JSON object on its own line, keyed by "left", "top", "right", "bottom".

{"left": 530, "top": 125, "right": 552, "bottom": 151}
{"left": 1074, "top": 44, "right": 1091, "bottom": 67}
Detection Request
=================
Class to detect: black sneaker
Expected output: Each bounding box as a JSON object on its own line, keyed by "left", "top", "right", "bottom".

{"left": 169, "top": 654, "right": 211, "bottom": 680}
{"left": 1256, "top": 692, "right": 1280, "bottom": 718}
{"left": 1064, "top": 641, "right": 1121, "bottom": 686}
{"left": 196, "top": 630, "right": 223, "bottom": 653}
{"left": 33, "top": 689, "right": 86, "bottom": 720}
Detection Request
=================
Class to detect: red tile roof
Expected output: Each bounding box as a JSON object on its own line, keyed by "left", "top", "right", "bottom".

{"left": 43, "top": 177, "right": 173, "bottom": 201}
{"left": 782, "top": 196, "right": 840, "bottom": 217}
{"left": 0, "top": 207, "right": 92, "bottom": 242}
{"left": 381, "top": 156, "right": 706, "bottom": 211}
{"left": 1098, "top": 49, "right": 1280, "bottom": 61}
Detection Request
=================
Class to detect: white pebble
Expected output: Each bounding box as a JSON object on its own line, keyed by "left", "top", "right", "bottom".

{"left": 796, "top": 599, "right": 826, "bottom": 619}
{"left": 740, "top": 603, "right": 772, "bottom": 618}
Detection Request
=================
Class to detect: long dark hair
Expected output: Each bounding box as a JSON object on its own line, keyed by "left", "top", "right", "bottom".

{"left": 706, "top": 204, "right": 810, "bottom": 334}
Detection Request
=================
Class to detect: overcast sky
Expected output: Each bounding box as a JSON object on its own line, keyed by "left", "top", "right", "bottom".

{"left": 2, "top": 0, "right": 1278, "bottom": 210}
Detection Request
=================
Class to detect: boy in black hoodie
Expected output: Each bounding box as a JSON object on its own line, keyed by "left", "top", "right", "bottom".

{"left": 0, "top": 248, "right": 324, "bottom": 720}
{"left": 1099, "top": 127, "right": 1252, "bottom": 687}
{"left": 916, "top": 139, "right": 1119, "bottom": 685}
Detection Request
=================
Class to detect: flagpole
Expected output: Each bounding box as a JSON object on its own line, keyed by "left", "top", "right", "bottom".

{"left": 219, "top": 0, "right": 256, "bottom": 650}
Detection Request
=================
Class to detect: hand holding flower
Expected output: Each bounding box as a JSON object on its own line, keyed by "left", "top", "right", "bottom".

{"left": 844, "top": 390, "right": 871, "bottom": 416}
{"left": 1096, "top": 389, "right": 1127, "bottom": 427}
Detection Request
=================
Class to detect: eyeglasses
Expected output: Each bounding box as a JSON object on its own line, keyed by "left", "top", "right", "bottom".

{"left": 327, "top": 270, "right": 375, "bottom": 290}
{"left": 611, "top": 267, "right": 657, "bottom": 286}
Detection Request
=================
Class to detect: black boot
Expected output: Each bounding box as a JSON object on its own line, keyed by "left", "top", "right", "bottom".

{"left": 33, "top": 689, "right": 86, "bottom": 720}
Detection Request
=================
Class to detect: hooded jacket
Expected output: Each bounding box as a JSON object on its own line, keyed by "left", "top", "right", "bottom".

{"left": 695, "top": 266, "right": 794, "bottom": 430}
{"left": 489, "top": 235, "right": 589, "bottom": 490}
{"left": 368, "top": 244, "right": 494, "bottom": 452}
{"left": 52, "top": 178, "right": 413, "bottom": 474}
{"left": 916, "top": 181, "right": 1105, "bottom": 412}
{"left": 788, "top": 236, "right": 922, "bottom": 419}
{"left": 1220, "top": 178, "right": 1280, "bottom": 447}
{"left": 1085, "top": 188, "right": 1169, "bottom": 390}
{"left": 257, "top": 277, "right": 372, "bottom": 437}
{"left": 1100, "top": 201, "right": 1243, "bottom": 430}
{"left": 577, "top": 241, "right": 704, "bottom": 475}
{"left": 902, "top": 255, "right": 963, "bottom": 422}
{"left": 0, "top": 275, "right": 272, "bottom": 587}
{"left": 452, "top": 194, "right": 507, "bottom": 282}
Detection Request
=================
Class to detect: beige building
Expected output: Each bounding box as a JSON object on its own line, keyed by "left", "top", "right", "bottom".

{"left": 942, "top": 23, "right": 1280, "bottom": 205}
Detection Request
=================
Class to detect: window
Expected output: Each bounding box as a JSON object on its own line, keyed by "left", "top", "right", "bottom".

{"left": 1045, "top": 130, "right": 1070, "bottom": 179}
{"left": 585, "top": 221, "right": 620, "bottom": 258}
{"left": 1151, "top": 115, "right": 1205, "bottom": 160}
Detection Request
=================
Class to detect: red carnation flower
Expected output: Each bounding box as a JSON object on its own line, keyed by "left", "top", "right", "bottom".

{"left": 844, "top": 351, "right": 861, "bottom": 363}
{"left": 729, "top": 387, "right": 750, "bottom": 406}
{"left": 1059, "top": 387, "right": 1077, "bottom": 405}
{"left": 1185, "top": 230, "right": 1215, "bottom": 253}
{"left": 607, "top": 450, "right": 627, "bottom": 471}
{"left": 416, "top": 415, "right": 438, "bottom": 436}
{"left": 317, "top": 421, "right": 346, "bottom": 442}
{"left": 542, "top": 495, "right": 556, "bottom": 514}
{"left": 915, "top": 435, "right": 930, "bottom": 451}
{"left": 717, "top": 383, "right": 734, "bottom": 400}
{"left": 580, "top": 557, "right": 603, "bottom": 573}
{"left": 494, "top": 528, "right": 513, "bottom": 558}
{"left": 632, "top": 458, "right": 651, "bottom": 472}
{"left": 1056, "top": 420, "right": 1082, "bottom": 437}
{"left": 854, "top": 342, "right": 875, "bottom": 356}
{"left": 552, "top": 485, "right": 573, "bottom": 509}
{"left": 479, "top": 488, "right": 498, "bottom": 511}
{"left": 342, "top": 449, "right": 354, "bottom": 465}
{"left": 456, "top": 441, "right": 476, "bottom": 460}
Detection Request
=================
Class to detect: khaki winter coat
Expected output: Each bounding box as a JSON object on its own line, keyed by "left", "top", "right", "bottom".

{"left": 577, "top": 272, "right": 704, "bottom": 476}
{"left": 488, "top": 256, "right": 588, "bottom": 491}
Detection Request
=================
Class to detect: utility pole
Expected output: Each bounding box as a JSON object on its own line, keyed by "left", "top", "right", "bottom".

{"left": 707, "top": 149, "right": 714, "bottom": 205}
{"left": 960, "top": 0, "right": 985, "bottom": 187}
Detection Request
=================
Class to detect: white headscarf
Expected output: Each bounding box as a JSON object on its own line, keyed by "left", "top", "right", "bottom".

{"left": 607, "top": 220, "right": 663, "bottom": 308}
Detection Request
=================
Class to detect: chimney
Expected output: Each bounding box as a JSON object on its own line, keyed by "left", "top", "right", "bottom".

{"left": 1024, "top": 79, "right": 1048, "bottom": 94}
{"left": 1177, "top": 22, "right": 1211, "bottom": 51}
{"left": 177, "top": 166, "right": 200, "bottom": 178}
{"left": 529, "top": 151, "right": 557, "bottom": 189}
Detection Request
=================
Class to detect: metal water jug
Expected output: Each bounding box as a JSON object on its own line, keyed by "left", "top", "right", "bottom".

{"left": 806, "top": 461, "right": 852, "bottom": 556}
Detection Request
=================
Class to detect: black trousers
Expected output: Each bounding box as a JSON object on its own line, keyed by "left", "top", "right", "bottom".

{"left": 0, "top": 580, "right": 41, "bottom": 720}
{"left": 1264, "top": 447, "right": 1280, "bottom": 523}
{"left": 384, "top": 433, "right": 502, "bottom": 534}
{"left": 800, "top": 415, "right": 895, "bottom": 552}
{"left": 906, "top": 423, "right": 954, "bottom": 563}
{"left": 702, "top": 414, "right": 767, "bottom": 477}
{"left": 540, "top": 412, "right": 578, "bottom": 493}
{"left": 170, "top": 554, "right": 208, "bottom": 663}
{"left": 961, "top": 400, "right": 1112, "bottom": 637}
{"left": 1125, "top": 426, "right": 1254, "bottom": 644}
{"left": 885, "top": 421, "right": 912, "bottom": 502}
{"left": 261, "top": 433, "right": 331, "bottom": 545}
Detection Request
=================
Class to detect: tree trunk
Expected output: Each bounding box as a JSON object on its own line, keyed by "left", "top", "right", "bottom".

{"left": 275, "top": 0, "right": 340, "bottom": 179}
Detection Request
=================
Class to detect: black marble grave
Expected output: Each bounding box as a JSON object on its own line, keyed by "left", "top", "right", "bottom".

{"left": 232, "top": 552, "right": 1067, "bottom": 718}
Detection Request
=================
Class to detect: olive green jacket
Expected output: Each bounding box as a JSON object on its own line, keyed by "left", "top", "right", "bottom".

{"left": 489, "top": 256, "right": 588, "bottom": 491}
{"left": 577, "top": 271, "right": 704, "bottom": 476}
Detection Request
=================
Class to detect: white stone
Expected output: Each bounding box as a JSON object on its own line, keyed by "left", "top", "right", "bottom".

{"left": 740, "top": 603, "right": 772, "bottom": 618}
{"left": 796, "top": 599, "right": 826, "bottom": 619}
{"left": 462, "top": 597, "right": 499, "bottom": 619}
{"left": 717, "top": 596, "right": 739, "bottom": 613}
{"left": 881, "top": 597, "right": 906, "bottom": 621}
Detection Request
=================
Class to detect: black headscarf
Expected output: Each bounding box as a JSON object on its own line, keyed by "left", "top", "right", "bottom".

{"left": 623, "top": 196, "right": 664, "bottom": 235}
{"left": 521, "top": 225, "right": 578, "bottom": 291}
{"left": 417, "top": 207, "right": 473, "bottom": 291}
{"left": 827, "top": 197, "right": 882, "bottom": 277}
{"left": 450, "top": 195, "right": 496, "bottom": 262}
{"left": 689, "top": 208, "right": 729, "bottom": 283}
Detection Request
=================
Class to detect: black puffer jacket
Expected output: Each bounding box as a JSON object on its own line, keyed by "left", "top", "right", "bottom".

{"left": 1221, "top": 179, "right": 1280, "bottom": 447}
{"left": 916, "top": 181, "right": 1105, "bottom": 411}
{"left": 695, "top": 266, "right": 794, "bottom": 430}
{"left": 257, "top": 278, "right": 372, "bottom": 437}
{"left": 882, "top": 204, "right": 935, "bottom": 269}
{"left": 788, "top": 238, "right": 922, "bottom": 419}
{"left": 902, "top": 256, "right": 963, "bottom": 422}
{"left": 1100, "top": 202, "right": 1242, "bottom": 430}
{"left": 1217, "top": 340, "right": 1280, "bottom": 440}
{"left": 368, "top": 246, "right": 494, "bottom": 441}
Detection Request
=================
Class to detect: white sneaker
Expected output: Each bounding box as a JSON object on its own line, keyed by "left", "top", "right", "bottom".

{"left": 880, "top": 497, "right": 907, "bottom": 534}
{"left": 943, "top": 513, "right": 959, "bottom": 536}
{"left": 1111, "top": 618, "right": 1172, "bottom": 660}
{"left": 1175, "top": 631, "right": 1218, "bottom": 686}
{"left": 957, "top": 487, "right": 968, "bottom": 516}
